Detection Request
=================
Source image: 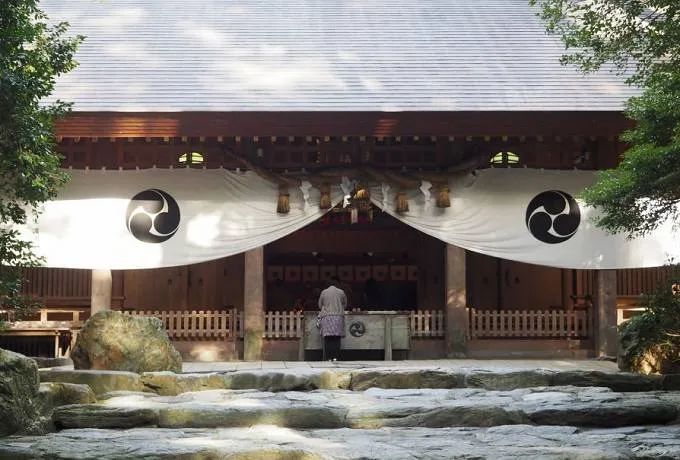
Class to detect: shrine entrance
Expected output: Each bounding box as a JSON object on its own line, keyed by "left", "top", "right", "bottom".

{"left": 264, "top": 203, "right": 445, "bottom": 314}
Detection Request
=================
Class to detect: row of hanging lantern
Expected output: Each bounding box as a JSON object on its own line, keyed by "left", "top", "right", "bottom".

{"left": 276, "top": 182, "right": 450, "bottom": 215}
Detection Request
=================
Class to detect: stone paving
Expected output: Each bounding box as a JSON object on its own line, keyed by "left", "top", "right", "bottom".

{"left": 3, "top": 424, "right": 680, "bottom": 459}
{"left": 50, "top": 386, "right": 680, "bottom": 430}
{"left": 180, "top": 359, "right": 622, "bottom": 373}
{"left": 3, "top": 360, "right": 680, "bottom": 459}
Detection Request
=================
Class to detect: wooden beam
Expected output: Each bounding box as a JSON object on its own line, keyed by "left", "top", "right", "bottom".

{"left": 54, "top": 111, "right": 632, "bottom": 138}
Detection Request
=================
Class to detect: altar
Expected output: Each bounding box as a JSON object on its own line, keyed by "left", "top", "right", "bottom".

{"left": 303, "top": 311, "right": 410, "bottom": 360}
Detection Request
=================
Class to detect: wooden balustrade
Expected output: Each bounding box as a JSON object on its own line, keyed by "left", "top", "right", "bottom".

{"left": 1, "top": 308, "right": 86, "bottom": 330}
{"left": 468, "top": 308, "right": 590, "bottom": 339}
{"left": 125, "top": 310, "right": 235, "bottom": 339}
{"left": 264, "top": 311, "right": 304, "bottom": 339}
{"left": 3, "top": 308, "right": 604, "bottom": 351}
{"left": 410, "top": 310, "right": 445, "bottom": 338}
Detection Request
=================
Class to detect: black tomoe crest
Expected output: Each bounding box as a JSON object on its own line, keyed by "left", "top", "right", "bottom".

{"left": 525, "top": 190, "right": 580, "bottom": 244}
{"left": 126, "top": 189, "right": 180, "bottom": 243}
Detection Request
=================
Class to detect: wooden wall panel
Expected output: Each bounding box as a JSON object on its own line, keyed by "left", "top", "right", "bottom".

{"left": 416, "top": 234, "right": 445, "bottom": 310}
{"left": 112, "top": 270, "right": 124, "bottom": 300}
{"left": 467, "top": 253, "right": 563, "bottom": 310}
{"left": 574, "top": 269, "right": 595, "bottom": 298}
{"left": 123, "top": 267, "right": 187, "bottom": 310}
{"left": 123, "top": 254, "right": 245, "bottom": 311}
{"left": 467, "top": 251, "right": 499, "bottom": 310}
{"left": 267, "top": 229, "right": 419, "bottom": 254}
{"left": 220, "top": 254, "right": 245, "bottom": 310}
{"left": 187, "top": 261, "right": 219, "bottom": 309}
{"left": 501, "top": 260, "right": 562, "bottom": 310}
{"left": 575, "top": 267, "right": 676, "bottom": 298}
{"left": 21, "top": 268, "right": 90, "bottom": 299}
{"left": 186, "top": 255, "right": 244, "bottom": 310}
{"left": 617, "top": 267, "right": 675, "bottom": 296}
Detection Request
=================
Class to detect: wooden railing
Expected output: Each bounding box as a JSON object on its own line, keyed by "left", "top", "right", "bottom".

{"left": 263, "top": 311, "right": 304, "bottom": 339}
{"left": 125, "top": 310, "right": 235, "bottom": 339}
{"left": 468, "top": 308, "right": 590, "bottom": 339}
{"left": 410, "top": 310, "right": 445, "bottom": 338}
{"left": 126, "top": 309, "right": 304, "bottom": 340}
{"left": 130, "top": 309, "right": 442, "bottom": 339}
{"left": 3, "top": 308, "right": 604, "bottom": 347}
{"left": 1, "top": 308, "right": 87, "bottom": 330}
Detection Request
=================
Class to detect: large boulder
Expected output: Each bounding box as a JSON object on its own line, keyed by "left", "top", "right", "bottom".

{"left": 71, "top": 310, "right": 182, "bottom": 373}
{"left": 0, "top": 348, "right": 45, "bottom": 436}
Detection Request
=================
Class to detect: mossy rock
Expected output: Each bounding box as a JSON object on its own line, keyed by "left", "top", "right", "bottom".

{"left": 0, "top": 349, "right": 45, "bottom": 436}
{"left": 71, "top": 310, "right": 182, "bottom": 374}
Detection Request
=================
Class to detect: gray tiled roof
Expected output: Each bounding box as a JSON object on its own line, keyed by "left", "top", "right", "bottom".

{"left": 41, "top": 0, "right": 639, "bottom": 112}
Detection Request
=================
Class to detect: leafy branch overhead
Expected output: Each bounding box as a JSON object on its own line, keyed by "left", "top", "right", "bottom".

{"left": 0, "top": 0, "right": 83, "bottom": 327}
{"left": 531, "top": 0, "right": 680, "bottom": 236}
{"left": 530, "top": 0, "right": 680, "bottom": 85}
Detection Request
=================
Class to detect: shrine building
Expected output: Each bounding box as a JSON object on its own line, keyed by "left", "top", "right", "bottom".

{"left": 3, "top": 0, "right": 676, "bottom": 361}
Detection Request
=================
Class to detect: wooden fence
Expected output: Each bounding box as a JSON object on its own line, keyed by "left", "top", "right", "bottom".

{"left": 3, "top": 308, "right": 602, "bottom": 351}
{"left": 410, "top": 310, "right": 445, "bottom": 338}
{"left": 126, "top": 309, "right": 440, "bottom": 339}
{"left": 468, "top": 308, "right": 590, "bottom": 339}
{"left": 219, "top": 310, "right": 305, "bottom": 339}
{"left": 0, "top": 308, "right": 87, "bottom": 329}
{"left": 125, "top": 310, "right": 236, "bottom": 339}
{"left": 262, "top": 311, "right": 304, "bottom": 338}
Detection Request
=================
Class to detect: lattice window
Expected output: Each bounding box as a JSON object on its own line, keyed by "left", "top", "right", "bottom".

{"left": 490, "top": 151, "right": 520, "bottom": 166}
{"left": 178, "top": 151, "right": 204, "bottom": 166}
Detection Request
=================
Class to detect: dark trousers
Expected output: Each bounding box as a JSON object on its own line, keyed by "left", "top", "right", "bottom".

{"left": 323, "top": 335, "right": 341, "bottom": 361}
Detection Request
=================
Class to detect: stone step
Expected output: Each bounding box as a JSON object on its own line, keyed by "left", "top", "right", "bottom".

{"left": 39, "top": 367, "right": 679, "bottom": 396}
{"left": 3, "top": 424, "right": 680, "bottom": 459}
{"left": 50, "top": 386, "right": 680, "bottom": 430}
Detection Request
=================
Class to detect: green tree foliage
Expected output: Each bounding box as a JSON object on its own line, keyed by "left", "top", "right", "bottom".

{"left": 0, "top": 0, "right": 82, "bottom": 329}
{"left": 618, "top": 270, "right": 680, "bottom": 374}
{"left": 531, "top": 0, "right": 680, "bottom": 236}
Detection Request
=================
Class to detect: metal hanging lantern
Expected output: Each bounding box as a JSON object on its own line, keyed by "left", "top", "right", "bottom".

{"left": 354, "top": 184, "right": 371, "bottom": 211}
{"left": 436, "top": 184, "right": 451, "bottom": 208}
{"left": 319, "top": 183, "right": 332, "bottom": 209}
{"left": 276, "top": 185, "right": 290, "bottom": 214}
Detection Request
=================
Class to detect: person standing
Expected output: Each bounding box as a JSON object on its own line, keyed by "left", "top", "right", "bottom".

{"left": 317, "top": 276, "right": 347, "bottom": 361}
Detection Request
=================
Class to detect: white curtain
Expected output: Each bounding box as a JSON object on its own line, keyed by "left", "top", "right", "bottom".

{"left": 17, "top": 167, "right": 679, "bottom": 270}
{"left": 18, "top": 168, "right": 343, "bottom": 269}
{"left": 369, "top": 168, "right": 679, "bottom": 269}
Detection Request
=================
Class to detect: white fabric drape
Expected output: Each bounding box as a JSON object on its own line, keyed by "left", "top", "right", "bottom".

{"left": 19, "top": 168, "right": 343, "bottom": 269}
{"left": 370, "top": 168, "right": 679, "bottom": 269}
{"left": 17, "top": 167, "right": 680, "bottom": 270}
